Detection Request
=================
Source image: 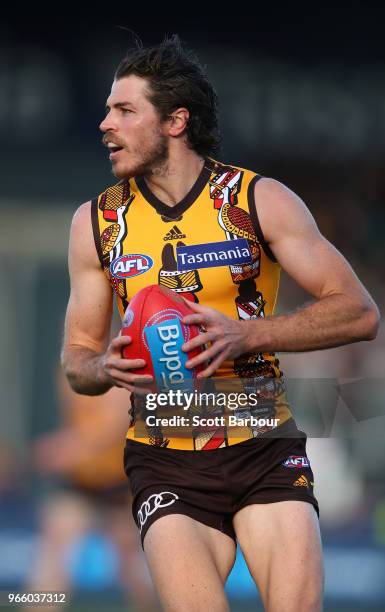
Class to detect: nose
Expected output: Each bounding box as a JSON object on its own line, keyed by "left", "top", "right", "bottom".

{"left": 99, "top": 111, "right": 115, "bottom": 133}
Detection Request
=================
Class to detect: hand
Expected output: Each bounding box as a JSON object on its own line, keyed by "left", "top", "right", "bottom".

{"left": 98, "top": 335, "right": 153, "bottom": 394}
{"left": 181, "top": 299, "right": 251, "bottom": 377}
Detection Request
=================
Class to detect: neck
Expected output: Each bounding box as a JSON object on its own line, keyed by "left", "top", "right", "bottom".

{"left": 143, "top": 149, "right": 206, "bottom": 207}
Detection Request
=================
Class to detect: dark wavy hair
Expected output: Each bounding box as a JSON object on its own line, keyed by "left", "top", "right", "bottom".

{"left": 114, "top": 34, "right": 221, "bottom": 157}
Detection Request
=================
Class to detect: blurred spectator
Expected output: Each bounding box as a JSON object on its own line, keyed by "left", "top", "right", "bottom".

{"left": 23, "top": 372, "right": 158, "bottom": 611}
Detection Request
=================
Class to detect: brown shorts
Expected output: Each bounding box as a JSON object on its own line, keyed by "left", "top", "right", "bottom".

{"left": 123, "top": 419, "right": 319, "bottom": 547}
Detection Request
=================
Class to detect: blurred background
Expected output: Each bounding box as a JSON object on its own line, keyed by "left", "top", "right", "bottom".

{"left": 1, "top": 6, "right": 385, "bottom": 611}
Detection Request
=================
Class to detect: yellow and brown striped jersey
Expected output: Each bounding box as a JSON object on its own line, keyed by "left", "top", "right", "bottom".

{"left": 91, "top": 158, "right": 292, "bottom": 450}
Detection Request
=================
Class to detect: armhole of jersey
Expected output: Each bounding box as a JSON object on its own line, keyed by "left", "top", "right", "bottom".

{"left": 247, "top": 175, "right": 278, "bottom": 264}
{"left": 90, "top": 197, "right": 104, "bottom": 269}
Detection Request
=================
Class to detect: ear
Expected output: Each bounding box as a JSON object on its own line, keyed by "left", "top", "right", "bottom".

{"left": 167, "top": 108, "right": 190, "bottom": 137}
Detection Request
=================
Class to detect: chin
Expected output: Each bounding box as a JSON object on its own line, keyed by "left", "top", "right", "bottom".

{"left": 111, "top": 163, "right": 134, "bottom": 180}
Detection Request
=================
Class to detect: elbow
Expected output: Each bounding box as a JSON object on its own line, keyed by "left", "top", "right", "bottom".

{"left": 60, "top": 345, "right": 110, "bottom": 396}
{"left": 358, "top": 302, "right": 380, "bottom": 341}
{"left": 61, "top": 359, "right": 78, "bottom": 393}
{"left": 62, "top": 366, "right": 99, "bottom": 396}
{"left": 60, "top": 350, "right": 73, "bottom": 386}
{"left": 60, "top": 349, "right": 84, "bottom": 394}
{"left": 63, "top": 369, "right": 81, "bottom": 394}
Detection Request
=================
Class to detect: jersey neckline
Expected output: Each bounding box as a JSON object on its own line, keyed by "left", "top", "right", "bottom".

{"left": 134, "top": 157, "right": 215, "bottom": 219}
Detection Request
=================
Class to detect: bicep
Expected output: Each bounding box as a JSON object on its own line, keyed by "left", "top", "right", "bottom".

{"left": 256, "top": 178, "right": 371, "bottom": 301}
{"left": 63, "top": 201, "right": 113, "bottom": 353}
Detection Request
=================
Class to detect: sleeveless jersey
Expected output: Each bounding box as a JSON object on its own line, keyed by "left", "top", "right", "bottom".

{"left": 91, "top": 158, "right": 293, "bottom": 450}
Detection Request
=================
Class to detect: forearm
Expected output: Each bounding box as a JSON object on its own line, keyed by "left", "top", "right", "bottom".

{"left": 245, "top": 293, "right": 379, "bottom": 353}
{"left": 61, "top": 346, "right": 112, "bottom": 395}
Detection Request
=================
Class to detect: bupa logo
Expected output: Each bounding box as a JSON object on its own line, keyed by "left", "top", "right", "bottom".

{"left": 144, "top": 318, "right": 192, "bottom": 389}
{"left": 282, "top": 455, "right": 310, "bottom": 469}
{"left": 110, "top": 254, "right": 153, "bottom": 279}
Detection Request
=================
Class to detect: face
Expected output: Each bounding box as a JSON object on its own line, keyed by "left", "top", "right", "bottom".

{"left": 99, "top": 75, "right": 169, "bottom": 179}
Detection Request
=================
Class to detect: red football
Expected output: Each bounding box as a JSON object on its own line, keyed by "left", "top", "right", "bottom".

{"left": 121, "top": 285, "right": 205, "bottom": 386}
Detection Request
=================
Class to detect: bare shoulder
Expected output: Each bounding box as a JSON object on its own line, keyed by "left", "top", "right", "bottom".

{"left": 70, "top": 200, "right": 93, "bottom": 238}
{"left": 253, "top": 176, "right": 320, "bottom": 246}
{"left": 69, "top": 200, "right": 100, "bottom": 269}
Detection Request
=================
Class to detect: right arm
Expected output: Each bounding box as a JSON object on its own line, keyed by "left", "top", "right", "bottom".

{"left": 61, "top": 201, "right": 152, "bottom": 395}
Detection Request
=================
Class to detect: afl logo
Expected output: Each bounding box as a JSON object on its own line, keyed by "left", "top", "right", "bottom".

{"left": 282, "top": 456, "right": 310, "bottom": 469}
{"left": 110, "top": 254, "right": 154, "bottom": 279}
{"left": 122, "top": 307, "right": 134, "bottom": 328}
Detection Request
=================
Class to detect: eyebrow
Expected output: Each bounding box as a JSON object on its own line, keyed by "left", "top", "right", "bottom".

{"left": 105, "top": 101, "right": 134, "bottom": 111}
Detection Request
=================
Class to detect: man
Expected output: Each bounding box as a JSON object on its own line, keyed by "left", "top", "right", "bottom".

{"left": 62, "top": 35, "right": 379, "bottom": 611}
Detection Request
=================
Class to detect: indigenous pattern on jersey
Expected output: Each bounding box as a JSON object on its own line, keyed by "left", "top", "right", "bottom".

{"left": 92, "top": 158, "right": 293, "bottom": 449}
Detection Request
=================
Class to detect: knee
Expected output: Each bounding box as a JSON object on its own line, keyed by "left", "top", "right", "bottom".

{"left": 292, "top": 578, "right": 324, "bottom": 612}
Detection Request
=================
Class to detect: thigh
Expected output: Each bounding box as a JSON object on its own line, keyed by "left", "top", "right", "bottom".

{"left": 234, "top": 501, "right": 324, "bottom": 612}
{"left": 144, "top": 513, "right": 236, "bottom": 612}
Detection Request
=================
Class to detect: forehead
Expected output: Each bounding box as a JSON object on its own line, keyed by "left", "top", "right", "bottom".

{"left": 106, "top": 75, "right": 152, "bottom": 107}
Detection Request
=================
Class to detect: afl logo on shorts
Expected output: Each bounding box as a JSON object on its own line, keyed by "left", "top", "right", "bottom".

{"left": 110, "top": 254, "right": 154, "bottom": 279}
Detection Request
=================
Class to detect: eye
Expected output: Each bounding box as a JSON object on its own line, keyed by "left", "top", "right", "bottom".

{"left": 121, "top": 108, "right": 133, "bottom": 115}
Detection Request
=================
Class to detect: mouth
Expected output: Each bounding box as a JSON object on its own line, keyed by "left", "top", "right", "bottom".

{"left": 107, "top": 143, "right": 124, "bottom": 160}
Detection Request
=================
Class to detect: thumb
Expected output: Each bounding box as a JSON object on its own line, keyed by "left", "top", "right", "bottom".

{"left": 112, "top": 334, "right": 133, "bottom": 347}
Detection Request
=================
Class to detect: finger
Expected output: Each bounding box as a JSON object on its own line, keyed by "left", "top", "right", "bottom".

{"left": 127, "top": 382, "right": 155, "bottom": 395}
{"left": 182, "top": 313, "right": 207, "bottom": 326}
{"left": 114, "top": 381, "right": 145, "bottom": 393}
{"left": 112, "top": 382, "right": 153, "bottom": 395}
{"left": 132, "top": 386, "right": 154, "bottom": 396}
{"left": 185, "top": 342, "right": 222, "bottom": 369}
{"left": 181, "top": 297, "right": 211, "bottom": 315}
{"left": 110, "top": 335, "right": 133, "bottom": 348}
{"left": 107, "top": 357, "right": 147, "bottom": 370}
{"left": 197, "top": 349, "right": 230, "bottom": 378}
{"left": 107, "top": 368, "right": 153, "bottom": 385}
{"left": 182, "top": 331, "right": 213, "bottom": 353}
{"left": 180, "top": 296, "right": 202, "bottom": 310}
{"left": 113, "top": 380, "right": 139, "bottom": 393}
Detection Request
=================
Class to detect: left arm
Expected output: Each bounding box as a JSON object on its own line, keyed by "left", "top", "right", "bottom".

{"left": 182, "top": 178, "right": 380, "bottom": 376}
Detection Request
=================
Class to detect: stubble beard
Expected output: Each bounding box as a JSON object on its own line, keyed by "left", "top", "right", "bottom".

{"left": 111, "top": 129, "right": 169, "bottom": 180}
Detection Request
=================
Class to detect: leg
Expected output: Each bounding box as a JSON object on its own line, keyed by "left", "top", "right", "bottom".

{"left": 105, "top": 502, "right": 158, "bottom": 611}
{"left": 143, "top": 514, "right": 236, "bottom": 612}
{"left": 234, "top": 501, "right": 324, "bottom": 612}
